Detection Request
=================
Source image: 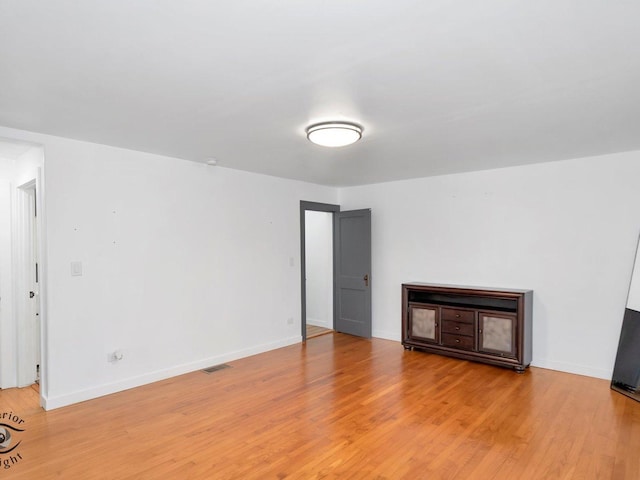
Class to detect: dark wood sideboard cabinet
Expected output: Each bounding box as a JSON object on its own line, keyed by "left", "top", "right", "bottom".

{"left": 402, "top": 283, "right": 533, "bottom": 372}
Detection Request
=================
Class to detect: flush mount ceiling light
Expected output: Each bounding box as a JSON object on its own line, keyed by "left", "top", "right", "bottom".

{"left": 306, "top": 122, "right": 363, "bottom": 147}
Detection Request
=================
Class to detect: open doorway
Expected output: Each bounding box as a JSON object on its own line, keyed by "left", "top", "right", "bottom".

{"left": 300, "top": 201, "right": 373, "bottom": 341}
{"left": 300, "top": 201, "right": 339, "bottom": 341}
{"left": 305, "top": 210, "right": 334, "bottom": 339}
{"left": 0, "top": 137, "right": 46, "bottom": 409}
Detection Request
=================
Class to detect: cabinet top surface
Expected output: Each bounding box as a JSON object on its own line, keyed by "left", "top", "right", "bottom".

{"left": 403, "top": 282, "right": 532, "bottom": 294}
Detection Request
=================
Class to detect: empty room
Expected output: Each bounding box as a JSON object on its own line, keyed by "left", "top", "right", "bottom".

{"left": 0, "top": 1, "right": 639, "bottom": 479}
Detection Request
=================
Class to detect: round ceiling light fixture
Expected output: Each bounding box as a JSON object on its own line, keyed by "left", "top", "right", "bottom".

{"left": 306, "top": 122, "right": 363, "bottom": 147}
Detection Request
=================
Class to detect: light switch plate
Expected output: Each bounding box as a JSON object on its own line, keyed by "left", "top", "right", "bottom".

{"left": 71, "top": 261, "right": 83, "bottom": 276}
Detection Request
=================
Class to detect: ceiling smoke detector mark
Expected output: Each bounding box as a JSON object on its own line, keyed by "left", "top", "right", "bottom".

{"left": 203, "top": 364, "right": 231, "bottom": 374}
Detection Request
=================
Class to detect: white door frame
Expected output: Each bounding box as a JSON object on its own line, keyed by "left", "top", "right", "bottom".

{"left": 13, "top": 169, "right": 47, "bottom": 406}
{"left": 14, "top": 179, "right": 38, "bottom": 387}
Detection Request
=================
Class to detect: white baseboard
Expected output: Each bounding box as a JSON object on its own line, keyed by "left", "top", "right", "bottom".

{"left": 41, "top": 336, "right": 613, "bottom": 410}
{"left": 368, "top": 333, "right": 612, "bottom": 381}
{"left": 373, "top": 329, "right": 401, "bottom": 342}
{"left": 43, "top": 335, "right": 302, "bottom": 410}
{"left": 530, "top": 358, "right": 611, "bottom": 380}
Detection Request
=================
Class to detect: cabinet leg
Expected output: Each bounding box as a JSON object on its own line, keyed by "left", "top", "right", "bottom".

{"left": 515, "top": 366, "right": 526, "bottom": 374}
{"left": 403, "top": 344, "right": 412, "bottom": 351}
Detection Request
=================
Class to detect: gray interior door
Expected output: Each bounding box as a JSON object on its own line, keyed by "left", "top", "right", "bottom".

{"left": 335, "top": 209, "right": 372, "bottom": 338}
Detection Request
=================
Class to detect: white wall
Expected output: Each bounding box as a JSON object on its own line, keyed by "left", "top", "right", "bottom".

{"left": 305, "top": 211, "right": 333, "bottom": 328}
{"left": 339, "top": 151, "right": 640, "bottom": 379}
{"left": 0, "top": 125, "right": 338, "bottom": 409}
{"left": 0, "top": 157, "right": 14, "bottom": 178}
{"left": 3, "top": 121, "right": 639, "bottom": 406}
{"left": 626, "top": 244, "right": 640, "bottom": 312}
{"left": 0, "top": 159, "right": 14, "bottom": 387}
{"left": 0, "top": 147, "right": 45, "bottom": 390}
{"left": 15, "top": 146, "right": 42, "bottom": 187}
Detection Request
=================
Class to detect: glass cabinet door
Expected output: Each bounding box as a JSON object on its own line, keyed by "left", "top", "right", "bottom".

{"left": 478, "top": 312, "right": 517, "bottom": 357}
{"left": 409, "top": 304, "right": 439, "bottom": 344}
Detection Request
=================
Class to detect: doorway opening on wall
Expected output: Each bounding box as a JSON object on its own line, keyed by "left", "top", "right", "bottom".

{"left": 300, "top": 201, "right": 372, "bottom": 341}
{"left": 0, "top": 137, "right": 46, "bottom": 410}
{"left": 300, "top": 202, "right": 339, "bottom": 341}
{"left": 305, "top": 210, "right": 334, "bottom": 339}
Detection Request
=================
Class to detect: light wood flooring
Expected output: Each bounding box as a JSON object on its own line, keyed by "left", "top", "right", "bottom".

{"left": 1, "top": 333, "right": 639, "bottom": 479}
{"left": 306, "top": 324, "right": 333, "bottom": 339}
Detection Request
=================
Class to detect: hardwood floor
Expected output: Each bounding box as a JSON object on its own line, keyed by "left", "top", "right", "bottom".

{"left": 306, "top": 324, "right": 333, "bottom": 339}
{"left": 2, "top": 333, "right": 639, "bottom": 479}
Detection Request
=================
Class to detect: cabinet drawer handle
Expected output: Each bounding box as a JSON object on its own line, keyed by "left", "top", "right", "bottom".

{"left": 455, "top": 339, "right": 460, "bottom": 343}
{"left": 455, "top": 326, "right": 460, "bottom": 331}
{"left": 455, "top": 314, "right": 460, "bottom": 318}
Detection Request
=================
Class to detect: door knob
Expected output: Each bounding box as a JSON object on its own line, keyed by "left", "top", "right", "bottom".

{"left": 364, "top": 274, "right": 369, "bottom": 287}
{"left": 29, "top": 291, "right": 35, "bottom": 298}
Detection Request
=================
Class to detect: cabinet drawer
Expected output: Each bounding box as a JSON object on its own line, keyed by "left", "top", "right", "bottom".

{"left": 441, "top": 308, "right": 475, "bottom": 323}
{"left": 442, "top": 333, "right": 475, "bottom": 350}
{"left": 441, "top": 320, "right": 474, "bottom": 337}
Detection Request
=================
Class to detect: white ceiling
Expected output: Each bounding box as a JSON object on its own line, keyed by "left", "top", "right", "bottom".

{"left": 1, "top": 1, "right": 639, "bottom": 186}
